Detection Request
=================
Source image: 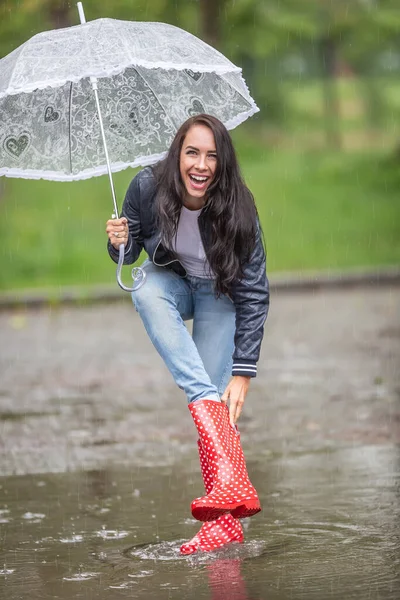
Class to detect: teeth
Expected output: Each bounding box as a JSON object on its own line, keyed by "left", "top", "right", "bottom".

{"left": 190, "top": 175, "right": 208, "bottom": 182}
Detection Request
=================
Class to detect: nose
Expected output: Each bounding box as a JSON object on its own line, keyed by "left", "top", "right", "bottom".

{"left": 195, "top": 154, "right": 207, "bottom": 170}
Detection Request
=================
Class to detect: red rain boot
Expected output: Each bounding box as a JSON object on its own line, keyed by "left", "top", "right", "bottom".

{"left": 180, "top": 440, "right": 243, "bottom": 555}
{"left": 189, "top": 399, "right": 261, "bottom": 522}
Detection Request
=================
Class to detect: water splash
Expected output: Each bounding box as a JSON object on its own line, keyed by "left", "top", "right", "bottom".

{"left": 63, "top": 572, "right": 100, "bottom": 581}
{"left": 128, "top": 570, "right": 154, "bottom": 578}
{"left": 125, "top": 539, "right": 267, "bottom": 563}
{"left": 97, "top": 526, "right": 129, "bottom": 540}
{"left": 22, "top": 512, "right": 45, "bottom": 522}
{"left": 60, "top": 534, "right": 84, "bottom": 543}
{"left": 0, "top": 509, "right": 11, "bottom": 524}
{"left": 109, "top": 582, "right": 134, "bottom": 589}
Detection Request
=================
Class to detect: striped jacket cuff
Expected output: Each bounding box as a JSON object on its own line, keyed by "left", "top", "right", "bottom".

{"left": 232, "top": 361, "right": 257, "bottom": 378}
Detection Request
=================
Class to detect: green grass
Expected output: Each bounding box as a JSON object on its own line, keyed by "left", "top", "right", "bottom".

{"left": 1, "top": 76, "right": 399, "bottom": 291}
{"left": 1, "top": 139, "right": 399, "bottom": 291}
{"left": 246, "top": 150, "right": 400, "bottom": 272}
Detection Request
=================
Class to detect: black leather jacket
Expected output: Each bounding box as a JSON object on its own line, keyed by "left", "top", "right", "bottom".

{"left": 108, "top": 167, "right": 269, "bottom": 378}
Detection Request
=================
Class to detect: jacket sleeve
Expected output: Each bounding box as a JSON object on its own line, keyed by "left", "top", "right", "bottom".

{"left": 107, "top": 171, "right": 145, "bottom": 266}
{"left": 230, "top": 225, "right": 269, "bottom": 378}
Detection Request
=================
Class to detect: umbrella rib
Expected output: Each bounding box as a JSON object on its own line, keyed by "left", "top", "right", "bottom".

{"left": 68, "top": 82, "right": 73, "bottom": 174}
{"left": 219, "top": 72, "right": 253, "bottom": 108}
{"left": 135, "top": 66, "right": 179, "bottom": 130}
{"left": 110, "top": 23, "right": 175, "bottom": 127}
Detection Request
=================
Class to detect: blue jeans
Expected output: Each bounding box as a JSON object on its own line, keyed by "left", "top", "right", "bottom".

{"left": 131, "top": 260, "right": 236, "bottom": 403}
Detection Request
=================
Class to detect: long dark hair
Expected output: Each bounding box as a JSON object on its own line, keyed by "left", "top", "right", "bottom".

{"left": 153, "top": 114, "right": 259, "bottom": 296}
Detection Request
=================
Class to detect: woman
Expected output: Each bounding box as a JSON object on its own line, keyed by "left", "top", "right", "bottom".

{"left": 106, "top": 114, "right": 269, "bottom": 554}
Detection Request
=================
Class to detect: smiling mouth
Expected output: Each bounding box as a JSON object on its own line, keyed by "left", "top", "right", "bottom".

{"left": 189, "top": 174, "right": 209, "bottom": 183}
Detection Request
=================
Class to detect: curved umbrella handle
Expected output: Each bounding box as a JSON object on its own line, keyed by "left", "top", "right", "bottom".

{"left": 116, "top": 244, "right": 147, "bottom": 292}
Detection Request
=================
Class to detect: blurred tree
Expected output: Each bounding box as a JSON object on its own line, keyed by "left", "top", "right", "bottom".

{"left": 343, "top": 0, "right": 400, "bottom": 131}
{"left": 259, "top": 0, "right": 367, "bottom": 149}
{"left": 1, "top": 0, "right": 399, "bottom": 143}
{"left": 198, "top": 0, "right": 227, "bottom": 48}
{"left": 217, "top": 0, "right": 399, "bottom": 145}
{"left": 48, "top": 0, "right": 71, "bottom": 28}
{"left": 0, "top": 0, "right": 191, "bottom": 57}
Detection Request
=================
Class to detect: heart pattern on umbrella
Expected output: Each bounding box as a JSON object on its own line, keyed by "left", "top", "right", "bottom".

{"left": 129, "top": 110, "right": 138, "bottom": 124}
{"left": 184, "top": 69, "right": 204, "bottom": 83}
{"left": 44, "top": 106, "right": 60, "bottom": 122}
{"left": 4, "top": 133, "right": 30, "bottom": 158}
{"left": 188, "top": 98, "right": 205, "bottom": 117}
{"left": 0, "top": 19, "right": 258, "bottom": 180}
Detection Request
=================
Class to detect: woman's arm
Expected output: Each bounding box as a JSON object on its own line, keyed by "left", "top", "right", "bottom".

{"left": 230, "top": 224, "right": 270, "bottom": 378}
{"left": 222, "top": 226, "right": 269, "bottom": 424}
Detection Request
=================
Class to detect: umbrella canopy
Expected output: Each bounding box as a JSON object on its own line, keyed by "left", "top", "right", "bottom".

{"left": 0, "top": 18, "right": 259, "bottom": 181}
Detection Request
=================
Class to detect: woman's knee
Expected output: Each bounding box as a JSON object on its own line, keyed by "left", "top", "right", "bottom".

{"left": 131, "top": 278, "right": 163, "bottom": 313}
{"left": 131, "top": 269, "right": 179, "bottom": 315}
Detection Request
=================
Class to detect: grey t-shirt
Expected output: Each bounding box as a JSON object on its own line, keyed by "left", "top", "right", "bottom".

{"left": 173, "top": 206, "right": 214, "bottom": 278}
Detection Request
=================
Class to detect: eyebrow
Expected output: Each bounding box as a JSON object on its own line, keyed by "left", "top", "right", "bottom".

{"left": 185, "top": 145, "right": 217, "bottom": 152}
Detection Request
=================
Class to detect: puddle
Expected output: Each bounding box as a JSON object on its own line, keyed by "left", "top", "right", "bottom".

{"left": 0, "top": 289, "right": 399, "bottom": 598}
{"left": 0, "top": 445, "right": 398, "bottom": 599}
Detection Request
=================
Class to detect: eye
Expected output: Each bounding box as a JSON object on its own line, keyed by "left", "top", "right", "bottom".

{"left": 186, "top": 149, "right": 196, "bottom": 155}
{"left": 208, "top": 153, "right": 217, "bottom": 160}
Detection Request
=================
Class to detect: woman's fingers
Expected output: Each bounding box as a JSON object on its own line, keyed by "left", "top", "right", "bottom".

{"left": 229, "top": 401, "right": 237, "bottom": 426}
{"left": 221, "top": 384, "right": 237, "bottom": 426}
{"left": 106, "top": 217, "right": 127, "bottom": 231}
{"left": 229, "top": 397, "right": 244, "bottom": 426}
{"left": 106, "top": 217, "right": 129, "bottom": 248}
{"left": 222, "top": 376, "right": 250, "bottom": 425}
{"left": 225, "top": 388, "right": 242, "bottom": 425}
{"left": 221, "top": 389, "right": 229, "bottom": 404}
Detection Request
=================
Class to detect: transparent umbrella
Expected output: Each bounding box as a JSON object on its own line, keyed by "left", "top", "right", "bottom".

{"left": 0, "top": 2, "right": 259, "bottom": 291}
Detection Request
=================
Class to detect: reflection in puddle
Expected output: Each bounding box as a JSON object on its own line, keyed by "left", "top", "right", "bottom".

{"left": 206, "top": 559, "right": 249, "bottom": 600}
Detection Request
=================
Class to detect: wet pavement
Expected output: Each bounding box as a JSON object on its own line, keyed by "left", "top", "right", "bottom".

{"left": 0, "top": 286, "right": 399, "bottom": 599}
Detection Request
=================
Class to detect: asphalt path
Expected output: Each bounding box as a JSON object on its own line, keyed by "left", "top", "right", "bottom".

{"left": 1, "top": 285, "right": 399, "bottom": 476}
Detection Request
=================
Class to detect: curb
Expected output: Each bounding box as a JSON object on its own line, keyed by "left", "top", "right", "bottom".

{"left": 0, "top": 267, "right": 399, "bottom": 310}
{"left": 269, "top": 267, "right": 400, "bottom": 293}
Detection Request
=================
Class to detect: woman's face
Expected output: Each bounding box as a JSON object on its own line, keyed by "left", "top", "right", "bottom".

{"left": 179, "top": 124, "right": 217, "bottom": 208}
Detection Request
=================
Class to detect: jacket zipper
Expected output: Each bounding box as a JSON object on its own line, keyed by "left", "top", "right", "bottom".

{"left": 152, "top": 238, "right": 187, "bottom": 276}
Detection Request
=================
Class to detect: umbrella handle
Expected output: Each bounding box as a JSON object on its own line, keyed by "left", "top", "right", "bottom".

{"left": 116, "top": 244, "right": 147, "bottom": 292}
